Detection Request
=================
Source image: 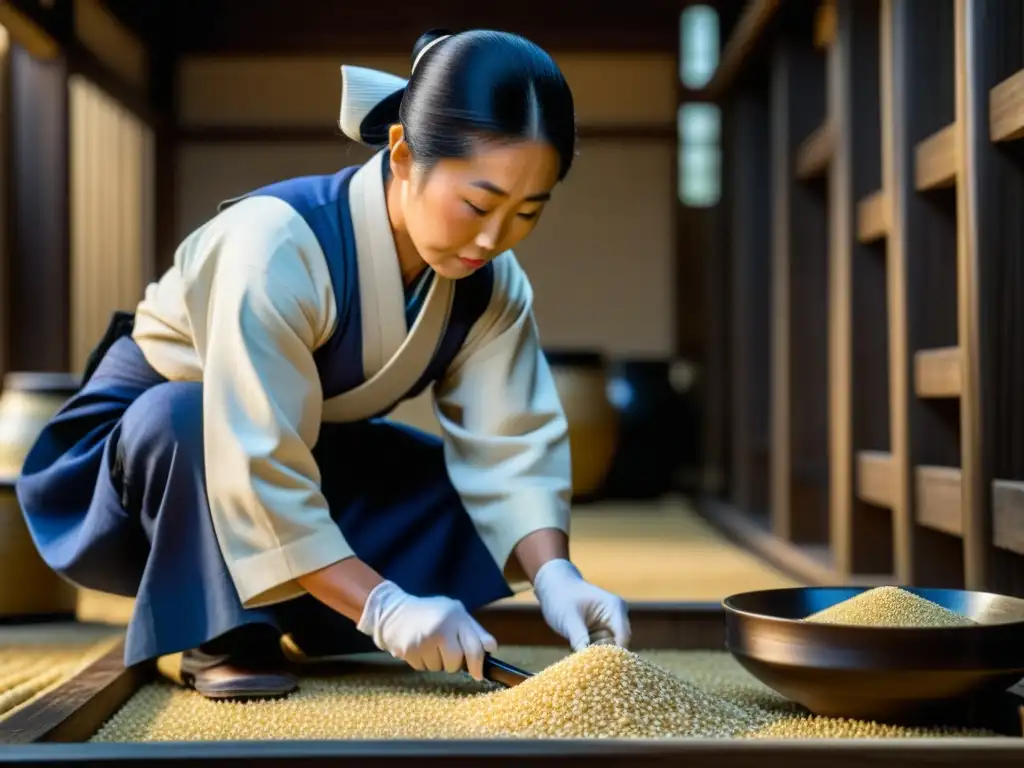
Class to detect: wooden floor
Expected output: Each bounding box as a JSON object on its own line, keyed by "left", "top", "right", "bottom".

{"left": 75, "top": 498, "right": 799, "bottom": 625}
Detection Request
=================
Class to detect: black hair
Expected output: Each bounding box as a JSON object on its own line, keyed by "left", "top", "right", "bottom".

{"left": 342, "top": 29, "right": 577, "bottom": 181}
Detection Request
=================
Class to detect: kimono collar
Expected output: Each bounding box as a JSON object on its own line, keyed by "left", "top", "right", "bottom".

{"left": 320, "top": 151, "right": 454, "bottom": 423}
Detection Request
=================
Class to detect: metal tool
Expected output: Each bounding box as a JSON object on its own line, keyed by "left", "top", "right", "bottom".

{"left": 481, "top": 654, "right": 533, "bottom": 687}
{"left": 723, "top": 586, "right": 1024, "bottom": 726}
{"left": 477, "top": 629, "right": 617, "bottom": 688}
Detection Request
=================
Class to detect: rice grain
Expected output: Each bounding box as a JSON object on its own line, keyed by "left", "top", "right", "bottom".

{"left": 804, "top": 587, "right": 976, "bottom": 628}
{"left": 90, "top": 645, "right": 999, "bottom": 743}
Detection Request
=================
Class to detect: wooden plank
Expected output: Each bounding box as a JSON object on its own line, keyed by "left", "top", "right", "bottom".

{"left": 856, "top": 450, "right": 894, "bottom": 508}
{"left": 0, "top": 639, "right": 144, "bottom": 744}
{"left": 914, "top": 346, "right": 962, "bottom": 398}
{"left": 915, "top": 465, "right": 963, "bottom": 536}
{"left": 989, "top": 69, "right": 1024, "bottom": 143}
{"left": 914, "top": 122, "right": 957, "bottom": 191}
{"left": 856, "top": 189, "right": 888, "bottom": 243}
{"left": 993, "top": 480, "right": 1024, "bottom": 557}
{"left": 707, "top": 0, "right": 783, "bottom": 99}
{"left": 794, "top": 120, "right": 835, "bottom": 179}
{"left": 6, "top": 731, "right": 1024, "bottom": 766}
{"left": 827, "top": 8, "right": 851, "bottom": 577}
{"left": 955, "top": 0, "right": 1000, "bottom": 592}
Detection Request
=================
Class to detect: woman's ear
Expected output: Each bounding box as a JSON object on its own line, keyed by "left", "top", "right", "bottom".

{"left": 388, "top": 124, "right": 412, "bottom": 181}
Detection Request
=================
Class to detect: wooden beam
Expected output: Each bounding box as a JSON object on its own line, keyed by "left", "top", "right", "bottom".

{"left": 989, "top": 69, "right": 1024, "bottom": 143}
{"left": 163, "top": 0, "right": 681, "bottom": 56}
{"left": 915, "top": 465, "right": 963, "bottom": 537}
{"left": 914, "top": 122, "right": 957, "bottom": 191}
{"left": 0, "top": 1, "right": 60, "bottom": 59}
{"left": 814, "top": 0, "right": 837, "bottom": 50}
{"left": 880, "top": 0, "right": 913, "bottom": 584}
{"left": 707, "top": 0, "right": 782, "bottom": 99}
{"left": 913, "top": 346, "right": 961, "bottom": 398}
{"left": 794, "top": 120, "right": 835, "bottom": 179}
{"left": 827, "top": 1, "right": 850, "bottom": 578}
{"left": 856, "top": 450, "right": 894, "bottom": 508}
{"left": 856, "top": 190, "right": 888, "bottom": 243}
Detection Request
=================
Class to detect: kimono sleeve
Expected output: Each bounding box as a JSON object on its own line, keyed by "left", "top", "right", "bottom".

{"left": 183, "top": 195, "right": 355, "bottom": 608}
{"left": 432, "top": 253, "right": 572, "bottom": 584}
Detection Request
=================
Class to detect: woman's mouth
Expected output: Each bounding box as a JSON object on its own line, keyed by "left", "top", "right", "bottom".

{"left": 459, "top": 257, "right": 486, "bottom": 270}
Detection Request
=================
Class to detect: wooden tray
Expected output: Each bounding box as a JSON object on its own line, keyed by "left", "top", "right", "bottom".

{"left": 1, "top": 602, "right": 1022, "bottom": 767}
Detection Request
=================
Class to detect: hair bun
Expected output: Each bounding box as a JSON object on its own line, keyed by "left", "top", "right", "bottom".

{"left": 411, "top": 28, "right": 453, "bottom": 73}
{"left": 338, "top": 64, "right": 408, "bottom": 146}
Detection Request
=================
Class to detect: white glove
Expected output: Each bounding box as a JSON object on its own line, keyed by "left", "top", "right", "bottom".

{"left": 532, "top": 558, "right": 631, "bottom": 651}
{"left": 356, "top": 580, "right": 497, "bottom": 680}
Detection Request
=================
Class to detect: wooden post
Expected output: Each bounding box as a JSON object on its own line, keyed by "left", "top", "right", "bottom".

{"left": 6, "top": 41, "right": 70, "bottom": 373}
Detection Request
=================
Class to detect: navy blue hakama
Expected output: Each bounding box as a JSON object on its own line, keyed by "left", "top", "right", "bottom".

{"left": 15, "top": 335, "right": 513, "bottom": 667}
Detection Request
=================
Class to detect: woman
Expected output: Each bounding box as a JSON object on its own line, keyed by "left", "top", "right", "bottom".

{"left": 16, "top": 28, "right": 630, "bottom": 700}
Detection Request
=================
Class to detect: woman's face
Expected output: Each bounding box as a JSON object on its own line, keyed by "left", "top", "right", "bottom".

{"left": 388, "top": 130, "right": 560, "bottom": 280}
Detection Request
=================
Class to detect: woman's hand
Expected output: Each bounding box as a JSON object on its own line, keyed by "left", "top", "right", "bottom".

{"left": 532, "top": 558, "right": 631, "bottom": 651}
{"left": 356, "top": 581, "right": 498, "bottom": 680}
{"left": 297, "top": 559, "right": 496, "bottom": 680}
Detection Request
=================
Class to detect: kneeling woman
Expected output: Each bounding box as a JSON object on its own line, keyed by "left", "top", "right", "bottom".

{"left": 16, "top": 29, "right": 630, "bottom": 699}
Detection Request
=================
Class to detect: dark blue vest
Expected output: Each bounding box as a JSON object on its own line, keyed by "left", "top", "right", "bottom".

{"left": 221, "top": 167, "right": 494, "bottom": 414}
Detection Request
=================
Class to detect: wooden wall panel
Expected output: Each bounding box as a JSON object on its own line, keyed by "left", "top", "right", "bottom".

{"left": 6, "top": 43, "right": 69, "bottom": 373}
{"left": 177, "top": 54, "right": 677, "bottom": 129}
{"left": 957, "top": 0, "right": 1024, "bottom": 594}
{"left": 68, "top": 75, "right": 155, "bottom": 372}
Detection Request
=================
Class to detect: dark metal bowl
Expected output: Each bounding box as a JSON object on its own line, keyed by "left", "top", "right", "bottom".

{"left": 723, "top": 586, "right": 1024, "bottom": 725}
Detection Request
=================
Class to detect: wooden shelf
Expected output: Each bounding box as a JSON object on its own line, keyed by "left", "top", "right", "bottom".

{"left": 913, "top": 346, "right": 961, "bottom": 398}
{"left": 856, "top": 190, "right": 888, "bottom": 243}
{"left": 989, "top": 69, "right": 1024, "bottom": 143}
{"left": 795, "top": 121, "right": 835, "bottom": 180}
{"left": 856, "top": 451, "right": 895, "bottom": 508}
{"left": 915, "top": 465, "right": 962, "bottom": 536}
{"left": 914, "top": 123, "right": 957, "bottom": 191}
{"left": 994, "top": 480, "right": 1024, "bottom": 555}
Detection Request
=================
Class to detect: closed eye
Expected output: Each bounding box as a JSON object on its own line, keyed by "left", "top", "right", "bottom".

{"left": 517, "top": 211, "right": 539, "bottom": 220}
{"left": 464, "top": 201, "right": 488, "bottom": 216}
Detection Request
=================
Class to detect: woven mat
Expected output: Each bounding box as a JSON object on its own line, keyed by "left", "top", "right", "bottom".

{"left": 0, "top": 623, "right": 123, "bottom": 724}
{"left": 90, "top": 647, "right": 1000, "bottom": 742}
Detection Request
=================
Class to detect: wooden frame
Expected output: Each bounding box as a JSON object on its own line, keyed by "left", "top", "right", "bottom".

{"left": 697, "top": 0, "right": 1024, "bottom": 594}
{"left": 2, "top": 602, "right": 1023, "bottom": 766}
